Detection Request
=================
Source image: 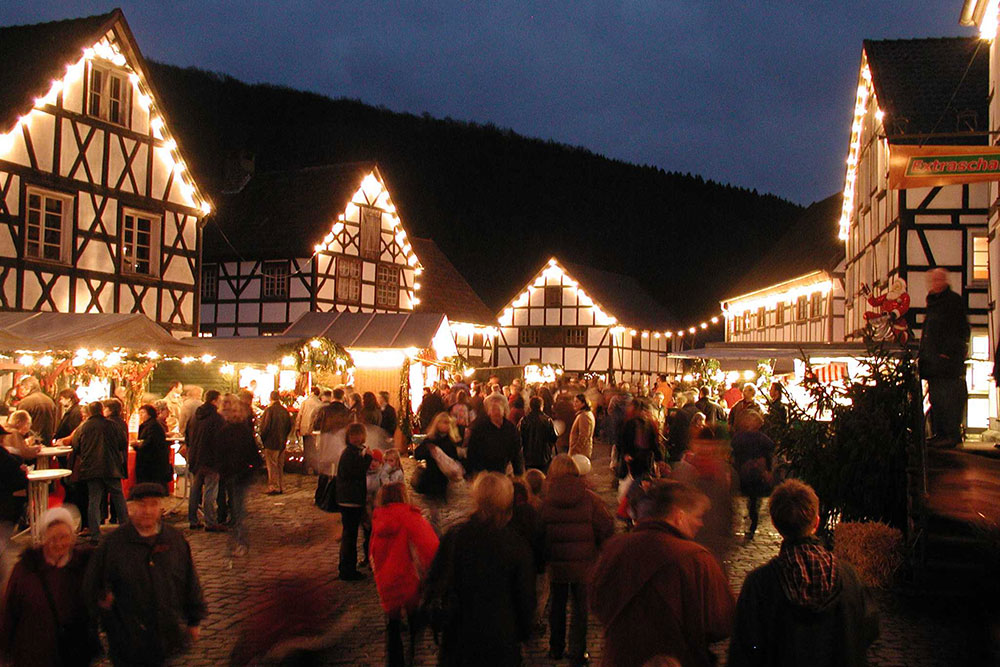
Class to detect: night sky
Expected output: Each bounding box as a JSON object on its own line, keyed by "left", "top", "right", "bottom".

{"left": 0, "top": 2, "right": 977, "bottom": 205}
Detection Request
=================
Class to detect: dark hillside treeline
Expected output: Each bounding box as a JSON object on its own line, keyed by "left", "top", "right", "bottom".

{"left": 148, "top": 62, "right": 803, "bottom": 323}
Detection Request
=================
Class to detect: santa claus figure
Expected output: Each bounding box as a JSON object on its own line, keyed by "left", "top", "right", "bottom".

{"left": 864, "top": 277, "right": 911, "bottom": 344}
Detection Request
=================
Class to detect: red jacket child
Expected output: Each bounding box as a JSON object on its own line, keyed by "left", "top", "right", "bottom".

{"left": 370, "top": 502, "right": 439, "bottom": 613}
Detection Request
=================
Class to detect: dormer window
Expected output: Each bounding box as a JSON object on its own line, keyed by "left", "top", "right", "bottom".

{"left": 88, "top": 63, "right": 130, "bottom": 127}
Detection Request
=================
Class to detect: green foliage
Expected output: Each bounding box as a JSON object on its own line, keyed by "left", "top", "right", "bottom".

{"left": 772, "top": 339, "right": 918, "bottom": 533}
{"left": 274, "top": 337, "right": 353, "bottom": 375}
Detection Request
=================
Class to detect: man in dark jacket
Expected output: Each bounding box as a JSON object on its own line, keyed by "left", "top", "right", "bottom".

{"left": 695, "top": 386, "right": 725, "bottom": 425}
{"left": 590, "top": 480, "right": 734, "bottom": 667}
{"left": 84, "top": 483, "right": 206, "bottom": 666}
{"left": 377, "top": 391, "right": 397, "bottom": 436}
{"left": 72, "top": 402, "right": 128, "bottom": 539}
{"left": 260, "top": 391, "right": 292, "bottom": 495}
{"left": 54, "top": 388, "right": 84, "bottom": 440}
{"left": 17, "top": 376, "right": 56, "bottom": 444}
{"left": 185, "top": 390, "right": 225, "bottom": 530}
{"left": 466, "top": 394, "right": 524, "bottom": 475}
{"left": 919, "top": 268, "right": 970, "bottom": 448}
{"left": 518, "top": 396, "right": 557, "bottom": 471}
{"left": 728, "top": 480, "right": 878, "bottom": 667}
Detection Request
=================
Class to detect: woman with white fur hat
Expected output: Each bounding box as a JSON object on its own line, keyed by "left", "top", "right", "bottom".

{"left": 0, "top": 506, "right": 99, "bottom": 666}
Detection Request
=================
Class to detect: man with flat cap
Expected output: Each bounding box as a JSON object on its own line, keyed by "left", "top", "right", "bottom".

{"left": 84, "top": 483, "right": 207, "bottom": 666}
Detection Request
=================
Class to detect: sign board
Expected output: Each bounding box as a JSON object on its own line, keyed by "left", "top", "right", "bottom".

{"left": 888, "top": 144, "right": 1000, "bottom": 190}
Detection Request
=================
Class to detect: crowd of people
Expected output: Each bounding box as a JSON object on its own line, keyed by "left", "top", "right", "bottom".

{"left": 0, "top": 369, "right": 883, "bottom": 666}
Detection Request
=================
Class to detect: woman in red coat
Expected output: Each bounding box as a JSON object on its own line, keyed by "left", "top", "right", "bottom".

{"left": 370, "top": 482, "right": 439, "bottom": 667}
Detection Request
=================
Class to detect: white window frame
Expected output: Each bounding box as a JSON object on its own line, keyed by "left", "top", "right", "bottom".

{"left": 337, "top": 256, "right": 361, "bottom": 304}
{"left": 24, "top": 187, "right": 72, "bottom": 264}
{"left": 360, "top": 207, "right": 381, "bottom": 260}
{"left": 87, "top": 62, "right": 131, "bottom": 127}
{"left": 121, "top": 208, "right": 160, "bottom": 277}
{"left": 261, "top": 260, "right": 289, "bottom": 298}
{"left": 375, "top": 264, "right": 399, "bottom": 308}
{"left": 970, "top": 232, "right": 988, "bottom": 285}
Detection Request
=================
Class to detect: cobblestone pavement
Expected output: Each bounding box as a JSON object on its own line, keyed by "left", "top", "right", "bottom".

{"left": 99, "top": 441, "right": 988, "bottom": 666}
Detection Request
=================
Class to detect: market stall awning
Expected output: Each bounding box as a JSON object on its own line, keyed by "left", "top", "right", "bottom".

{"left": 188, "top": 335, "right": 306, "bottom": 365}
{"left": 283, "top": 311, "right": 454, "bottom": 350}
{"left": 0, "top": 312, "right": 197, "bottom": 356}
{"left": 670, "top": 342, "right": 894, "bottom": 373}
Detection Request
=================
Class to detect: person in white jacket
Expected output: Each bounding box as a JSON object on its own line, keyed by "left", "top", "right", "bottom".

{"left": 296, "top": 387, "right": 324, "bottom": 473}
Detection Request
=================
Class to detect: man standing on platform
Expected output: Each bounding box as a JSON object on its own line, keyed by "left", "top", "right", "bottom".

{"left": 919, "top": 268, "right": 970, "bottom": 448}
{"left": 260, "top": 391, "right": 292, "bottom": 495}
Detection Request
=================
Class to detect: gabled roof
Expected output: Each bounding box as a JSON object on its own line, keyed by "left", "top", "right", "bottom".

{"left": 504, "top": 258, "right": 674, "bottom": 331}
{"left": 204, "top": 161, "right": 382, "bottom": 261}
{"left": 864, "top": 37, "right": 988, "bottom": 144}
{"left": 409, "top": 237, "right": 494, "bottom": 325}
{"left": 0, "top": 10, "right": 117, "bottom": 133}
{"left": 0, "top": 9, "right": 211, "bottom": 214}
{"left": 722, "top": 193, "right": 843, "bottom": 302}
{"left": 0, "top": 312, "right": 196, "bottom": 355}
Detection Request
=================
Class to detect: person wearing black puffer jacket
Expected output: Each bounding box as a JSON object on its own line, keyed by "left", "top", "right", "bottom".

{"left": 518, "top": 396, "right": 557, "bottom": 472}
{"left": 538, "top": 454, "right": 614, "bottom": 665}
{"left": 336, "top": 423, "right": 373, "bottom": 581}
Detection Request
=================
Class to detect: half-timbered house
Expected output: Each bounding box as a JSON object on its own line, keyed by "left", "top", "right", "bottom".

{"left": 199, "top": 163, "right": 497, "bottom": 363}
{"left": 0, "top": 10, "right": 210, "bottom": 334}
{"left": 722, "top": 194, "right": 846, "bottom": 344}
{"left": 840, "top": 37, "right": 993, "bottom": 429}
{"left": 496, "top": 258, "right": 675, "bottom": 386}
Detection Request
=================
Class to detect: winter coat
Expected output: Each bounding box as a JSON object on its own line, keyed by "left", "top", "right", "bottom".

{"left": 568, "top": 409, "right": 595, "bottom": 458}
{"left": 18, "top": 390, "right": 57, "bottom": 443}
{"left": 426, "top": 517, "right": 536, "bottom": 666}
{"left": 380, "top": 404, "right": 398, "bottom": 435}
{"left": 590, "top": 520, "right": 735, "bottom": 667}
{"left": 919, "top": 285, "right": 970, "bottom": 379}
{"left": 518, "top": 410, "right": 557, "bottom": 470}
{"left": 135, "top": 417, "right": 173, "bottom": 485}
{"left": 618, "top": 415, "right": 663, "bottom": 477}
{"left": 369, "top": 502, "right": 439, "bottom": 613}
{"left": 552, "top": 395, "right": 576, "bottom": 452}
{"left": 0, "top": 443, "right": 26, "bottom": 523}
{"left": 466, "top": 417, "right": 524, "bottom": 475}
{"left": 184, "top": 402, "right": 224, "bottom": 474}
{"left": 214, "top": 421, "right": 263, "bottom": 482}
{"left": 728, "top": 538, "right": 879, "bottom": 667}
{"left": 377, "top": 464, "right": 404, "bottom": 488}
{"left": 695, "top": 397, "right": 725, "bottom": 425}
{"left": 336, "top": 445, "right": 372, "bottom": 508}
{"left": 177, "top": 397, "right": 202, "bottom": 437}
{"left": 732, "top": 430, "right": 776, "bottom": 498}
{"left": 538, "top": 475, "right": 614, "bottom": 582}
{"left": 413, "top": 433, "right": 460, "bottom": 499}
{"left": 71, "top": 415, "right": 126, "bottom": 481}
{"left": 83, "top": 522, "right": 206, "bottom": 666}
{"left": 417, "top": 393, "right": 446, "bottom": 430}
{"left": 0, "top": 546, "right": 97, "bottom": 667}
{"left": 729, "top": 398, "right": 763, "bottom": 433}
{"left": 259, "top": 402, "right": 293, "bottom": 451}
{"left": 2, "top": 431, "right": 37, "bottom": 460}
{"left": 54, "top": 403, "right": 84, "bottom": 440}
{"left": 296, "top": 395, "right": 324, "bottom": 436}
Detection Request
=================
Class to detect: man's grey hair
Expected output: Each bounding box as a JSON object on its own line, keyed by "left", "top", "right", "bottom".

{"left": 483, "top": 392, "right": 509, "bottom": 417}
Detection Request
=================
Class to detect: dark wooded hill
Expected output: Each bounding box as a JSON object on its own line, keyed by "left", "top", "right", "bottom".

{"left": 148, "top": 61, "right": 804, "bottom": 324}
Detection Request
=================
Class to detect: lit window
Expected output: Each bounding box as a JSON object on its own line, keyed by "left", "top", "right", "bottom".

{"left": 810, "top": 292, "right": 823, "bottom": 318}
{"left": 545, "top": 286, "right": 563, "bottom": 308}
{"left": 88, "top": 63, "right": 130, "bottom": 127}
{"left": 565, "top": 327, "right": 586, "bottom": 346}
{"left": 972, "top": 235, "right": 988, "bottom": 282}
{"left": 337, "top": 257, "right": 361, "bottom": 303}
{"left": 201, "top": 264, "right": 218, "bottom": 300}
{"left": 774, "top": 301, "right": 785, "bottom": 325}
{"left": 757, "top": 307, "right": 766, "bottom": 329}
{"left": 262, "top": 261, "right": 289, "bottom": 298}
{"left": 796, "top": 295, "right": 808, "bottom": 321}
{"left": 25, "top": 188, "right": 71, "bottom": 263}
{"left": 122, "top": 210, "right": 158, "bottom": 276}
{"left": 519, "top": 328, "right": 540, "bottom": 345}
{"left": 376, "top": 264, "right": 399, "bottom": 308}
{"left": 360, "top": 207, "right": 381, "bottom": 260}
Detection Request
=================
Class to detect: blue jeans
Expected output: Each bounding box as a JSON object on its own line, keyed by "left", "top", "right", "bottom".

{"left": 225, "top": 477, "right": 249, "bottom": 549}
{"left": 87, "top": 478, "right": 128, "bottom": 535}
{"left": 188, "top": 470, "right": 220, "bottom": 526}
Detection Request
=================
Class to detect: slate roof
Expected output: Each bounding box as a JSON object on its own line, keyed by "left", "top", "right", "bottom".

{"left": 721, "top": 193, "right": 843, "bottom": 302}
{"left": 864, "top": 37, "right": 989, "bottom": 144}
{"left": 204, "top": 162, "right": 380, "bottom": 261}
{"left": 410, "top": 238, "right": 495, "bottom": 325}
{"left": 524, "top": 260, "right": 674, "bottom": 331}
{"left": 282, "top": 311, "right": 449, "bottom": 348}
{"left": 0, "top": 10, "right": 118, "bottom": 133}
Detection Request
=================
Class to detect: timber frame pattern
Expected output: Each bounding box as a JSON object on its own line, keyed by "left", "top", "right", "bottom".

{"left": 0, "top": 11, "right": 209, "bottom": 334}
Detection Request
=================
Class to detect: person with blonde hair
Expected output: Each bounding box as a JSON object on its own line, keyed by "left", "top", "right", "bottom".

{"left": 414, "top": 412, "right": 462, "bottom": 529}
{"left": 539, "top": 454, "right": 613, "bottom": 663}
{"left": 424, "top": 471, "right": 535, "bottom": 665}
{"left": 2, "top": 410, "right": 39, "bottom": 460}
